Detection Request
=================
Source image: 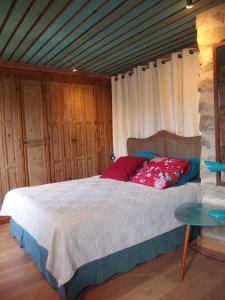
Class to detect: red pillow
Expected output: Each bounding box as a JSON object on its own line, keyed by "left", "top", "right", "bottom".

{"left": 101, "top": 156, "right": 148, "bottom": 182}
{"left": 131, "top": 157, "right": 190, "bottom": 189}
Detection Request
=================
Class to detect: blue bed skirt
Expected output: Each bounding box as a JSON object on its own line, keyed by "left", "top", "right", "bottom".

{"left": 10, "top": 218, "right": 197, "bottom": 299}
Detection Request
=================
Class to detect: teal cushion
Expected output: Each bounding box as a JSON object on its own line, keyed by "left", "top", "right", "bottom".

{"left": 134, "top": 151, "right": 160, "bottom": 159}
{"left": 174, "top": 158, "right": 200, "bottom": 186}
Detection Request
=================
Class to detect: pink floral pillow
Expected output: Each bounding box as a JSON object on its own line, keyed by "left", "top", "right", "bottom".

{"left": 131, "top": 157, "right": 190, "bottom": 189}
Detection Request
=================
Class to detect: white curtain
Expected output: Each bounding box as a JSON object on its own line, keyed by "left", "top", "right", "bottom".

{"left": 112, "top": 49, "right": 200, "bottom": 157}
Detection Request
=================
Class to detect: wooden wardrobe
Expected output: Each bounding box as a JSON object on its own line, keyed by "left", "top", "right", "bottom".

{"left": 0, "top": 63, "right": 112, "bottom": 208}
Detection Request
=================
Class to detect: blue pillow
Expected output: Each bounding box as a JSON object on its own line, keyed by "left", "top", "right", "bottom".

{"left": 174, "top": 158, "right": 200, "bottom": 186}
{"left": 134, "top": 151, "right": 160, "bottom": 160}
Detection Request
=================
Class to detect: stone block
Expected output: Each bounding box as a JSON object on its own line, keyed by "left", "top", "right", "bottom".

{"left": 199, "top": 114, "right": 215, "bottom": 131}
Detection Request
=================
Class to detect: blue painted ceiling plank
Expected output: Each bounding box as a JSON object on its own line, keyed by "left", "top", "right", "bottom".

{"left": 0, "top": 0, "right": 225, "bottom": 74}
{"left": 51, "top": 0, "right": 178, "bottom": 68}
{"left": 20, "top": 0, "right": 85, "bottom": 63}
{"left": 29, "top": 0, "right": 107, "bottom": 64}
{"left": 38, "top": 0, "right": 123, "bottom": 65}
{"left": 47, "top": 0, "right": 159, "bottom": 68}
{"left": 10, "top": 0, "right": 69, "bottom": 61}
{"left": 97, "top": 29, "right": 196, "bottom": 73}
{"left": 72, "top": 0, "right": 213, "bottom": 71}
{"left": 91, "top": 24, "right": 196, "bottom": 72}
{"left": 0, "top": 0, "right": 32, "bottom": 53}
{"left": 65, "top": 17, "right": 196, "bottom": 71}
{"left": 72, "top": 1, "right": 194, "bottom": 70}
{"left": 0, "top": 1, "right": 14, "bottom": 28}
{"left": 107, "top": 35, "right": 196, "bottom": 75}
{"left": 1, "top": 0, "right": 52, "bottom": 60}
{"left": 28, "top": 0, "right": 131, "bottom": 64}
{"left": 49, "top": 0, "right": 148, "bottom": 68}
{"left": 104, "top": 0, "right": 225, "bottom": 74}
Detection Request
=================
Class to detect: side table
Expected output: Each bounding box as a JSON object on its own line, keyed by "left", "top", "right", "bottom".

{"left": 174, "top": 202, "right": 225, "bottom": 281}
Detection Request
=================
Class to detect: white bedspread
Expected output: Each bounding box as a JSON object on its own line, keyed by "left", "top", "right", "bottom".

{"left": 0, "top": 177, "right": 202, "bottom": 287}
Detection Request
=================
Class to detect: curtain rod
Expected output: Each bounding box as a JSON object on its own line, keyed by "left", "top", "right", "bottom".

{"left": 115, "top": 48, "right": 199, "bottom": 80}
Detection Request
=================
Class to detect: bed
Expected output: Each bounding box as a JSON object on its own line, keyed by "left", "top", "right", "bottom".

{"left": 0, "top": 130, "right": 202, "bottom": 299}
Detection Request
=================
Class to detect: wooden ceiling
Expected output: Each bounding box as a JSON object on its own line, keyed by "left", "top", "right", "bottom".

{"left": 0, "top": 0, "right": 223, "bottom": 75}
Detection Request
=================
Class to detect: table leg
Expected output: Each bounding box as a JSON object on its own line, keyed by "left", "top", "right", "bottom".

{"left": 180, "top": 224, "right": 191, "bottom": 281}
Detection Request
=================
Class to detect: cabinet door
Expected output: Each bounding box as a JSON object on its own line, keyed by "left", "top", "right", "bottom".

{"left": 83, "top": 86, "right": 97, "bottom": 177}
{"left": 20, "top": 80, "right": 50, "bottom": 186}
{"left": 47, "top": 82, "right": 99, "bottom": 182}
{"left": 47, "top": 82, "right": 66, "bottom": 182}
{"left": 0, "top": 76, "right": 24, "bottom": 206}
{"left": 71, "top": 86, "right": 87, "bottom": 179}
{"left": 95, "top": 86, "right": 113, "bottom": 174}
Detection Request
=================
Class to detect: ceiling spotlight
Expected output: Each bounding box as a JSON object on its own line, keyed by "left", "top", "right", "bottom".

{"left": 186, "top": 0, "right": 193, "bottom": 9}
{"left": 71, "top": 60, "right": 78, "bottom": 72}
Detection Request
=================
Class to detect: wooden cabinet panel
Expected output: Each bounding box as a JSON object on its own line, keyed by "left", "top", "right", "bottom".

{"left": 47, "top": 83, "right": 100, "bottom": 181}
{"left": 72, "top": 123, "right": 84, "bottom": 158}
{"left": 0, "top": 76, "right": 24, "bottom": 206}
{"left": 63, "top": 124, "right": 72, "bottom": 160}
{"left": 0, "top": 68, "right": 111, "bottom": 210}
{"left": 84, "top": 87, "right": 97, "bottom": 176}
{"left": 47, "top": 83, "right": 67, "bottom": 181}
{"left": 20, "top": 79, "right": 49, "bottom": 186}
{"left": 76, "top": 159, "right": 86, "bottom": 179}
{"left": 26, "top": 146, "right": 48, "bottom": 186}
{"left": 53, "top": 162, "right": 65, "bottom": 182}
{"left": 95, "top": 86, "right": 113, "bottom": 174}
{"left": 47, "top": 82, "right": 112, "bottom": 182}
{"left": 72, "top": 87, "right": 84, "bottom": 121}
{"left": 71, "top": 86, "right": 86, "bottom": 177}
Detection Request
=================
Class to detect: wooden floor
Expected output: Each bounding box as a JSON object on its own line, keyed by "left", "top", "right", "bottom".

{"left": 1, "top": 224, "right": 225, "bottom": 300}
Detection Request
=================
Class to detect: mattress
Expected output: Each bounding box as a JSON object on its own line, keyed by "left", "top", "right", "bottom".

{"left": 1, "top": 177, "right": 202, "bottom": 287}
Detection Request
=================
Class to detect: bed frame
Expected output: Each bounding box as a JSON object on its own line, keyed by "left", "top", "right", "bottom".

{"left": 127, "top": 130, "right": 201, "bottom": 159}
{"left": 10, "top": 130, "right": 202, "bottom": 299}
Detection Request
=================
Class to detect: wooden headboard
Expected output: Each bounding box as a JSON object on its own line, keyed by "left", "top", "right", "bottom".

{"left": 127, "top": 130, "right": 201, "bottom": 159}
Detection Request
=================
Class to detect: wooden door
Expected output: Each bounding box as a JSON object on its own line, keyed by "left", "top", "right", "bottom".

{"left": 0, "top": 76, "right": 24, "bottom": 206}
{"left": 20, "top": 79, "right": 50, "bottom": 186}
{"left": 95, "top": 86, "right": 113, "bottom": 174}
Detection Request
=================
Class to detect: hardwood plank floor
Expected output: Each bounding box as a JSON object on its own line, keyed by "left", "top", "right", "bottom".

{"left": 1, "top": 223, "right": 225, "bottom": 300}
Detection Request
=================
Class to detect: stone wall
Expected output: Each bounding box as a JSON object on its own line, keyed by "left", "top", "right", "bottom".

{"left": 196, "top": 3, "right": 225, "bottom": 241}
